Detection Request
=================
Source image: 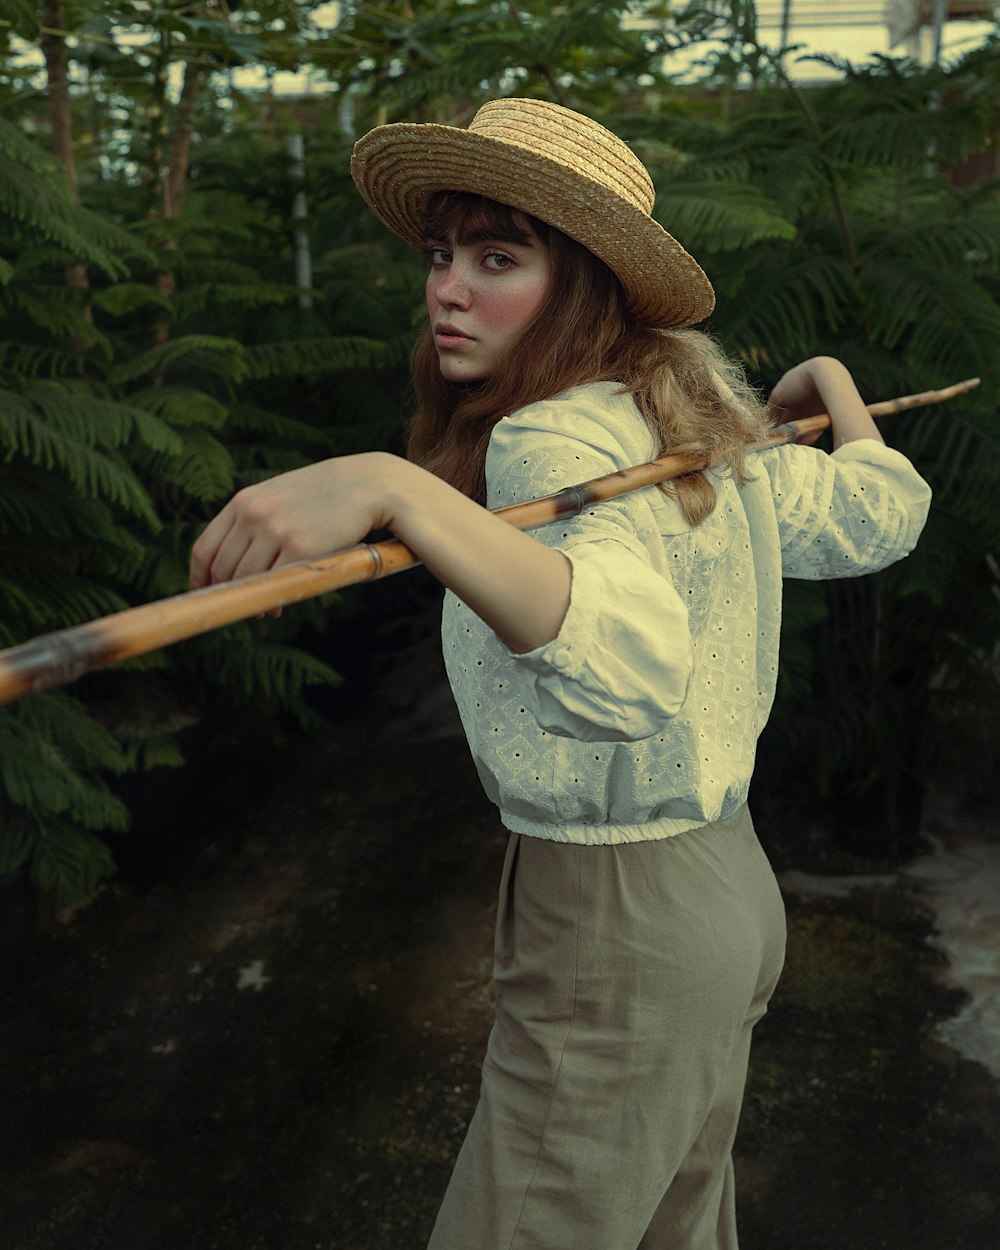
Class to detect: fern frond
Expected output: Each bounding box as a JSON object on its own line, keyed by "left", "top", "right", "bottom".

{"left": 92, "top": 282, "right": 173, "bottom": 316}
{"left": 29, "top": 818, "right": 119, "bottom": 902}
{"left": 862, "top": 261, "right": 1000, "bottom": 383}
{"left": 108, "top": 335, "right": 248, "bottom": 386}
{"left": 226, "top": 402, "right": 338, "bottom": 454}
{"left": 0, "top": 341, "right": 85, "bottom": 380}
{"left": 0, "top": 285, "right": 112, "bottom": 356}
{"left": 0, "top": 472, "right": 149, "bottom": 560}
{"left": 0, "top": 389, "right": 160, "bottom": 524}
{"left": 174, "top": 281, "right": 304, "bottom": 319}
{"left": 12, "top": 693, "right": 129, "bottom": 770}
{"left": 212, "top": 638, "right": 341, "bottom": 699}
{"left": 654, "top": 181, "right": 797, "bottom": 251}
{"left": 0, "top": 119, "right": 148, "bottom": 276}
{"left": 824, "top": 105, "right": 979, "bottom": 171}
{"left": 127, "top": 385, "right": 229, "bottom": 430}
{"left": 243, "top": 335, "right": 406, "bottom": 380}
{"left": 716, "top": 249, "right": 857, "bottom": 360}
{"left": 0, "top": 710, "right": 129, "bottom": 827}
{"left": 0, "top": 572, "right": 129, "bottom": 639}
{"left": 127, "top": 736, "right": 187, "bottom": 771}
{"left": 149, "top": 425, "right": 235, "bottom": 501}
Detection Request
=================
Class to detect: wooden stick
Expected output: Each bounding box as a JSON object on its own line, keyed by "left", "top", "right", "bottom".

{"left": 0, "top": 376, "right": 981, "bottom": 705}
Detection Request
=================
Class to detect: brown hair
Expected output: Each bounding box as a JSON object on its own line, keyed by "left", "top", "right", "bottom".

{"left": 408, "top": 193, "right": 770, "bottom": 526}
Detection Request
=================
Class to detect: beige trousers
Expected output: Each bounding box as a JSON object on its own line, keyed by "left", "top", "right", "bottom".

{"left": 427, "top": 805, "right": 786, "bottom": 1250}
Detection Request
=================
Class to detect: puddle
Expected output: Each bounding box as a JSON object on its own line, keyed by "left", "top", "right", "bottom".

{"left": 781, "top": 832, "right": 1000, "bottom": 1079}
{"left": 903, "top": 834, "right": 1000, "bottom": 1078}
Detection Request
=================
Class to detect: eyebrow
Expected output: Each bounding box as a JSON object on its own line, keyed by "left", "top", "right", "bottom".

{"left": 422, "top": 227, "right": 537, "bottom": 248}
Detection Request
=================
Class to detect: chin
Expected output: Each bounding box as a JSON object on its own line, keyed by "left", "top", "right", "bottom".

{"left": 438, "top": 358, "right": 489, "bottom": 384}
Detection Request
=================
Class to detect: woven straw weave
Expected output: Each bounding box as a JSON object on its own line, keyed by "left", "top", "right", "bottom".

{"left": 351, "top": 98, "right": 715, "bottom": 329}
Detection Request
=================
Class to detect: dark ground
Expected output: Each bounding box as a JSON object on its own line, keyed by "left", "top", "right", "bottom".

{"left": 1, "top": 624, "right": 999, "bottom": 1250}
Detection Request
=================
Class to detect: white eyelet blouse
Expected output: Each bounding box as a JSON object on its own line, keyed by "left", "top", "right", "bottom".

{"left": 441, "top": 381, "right": 932, "bottom": 844}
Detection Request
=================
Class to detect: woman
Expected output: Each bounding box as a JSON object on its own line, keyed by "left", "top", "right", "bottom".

{"left": 190, "top": 99, "right": 931, "bottom": 1249}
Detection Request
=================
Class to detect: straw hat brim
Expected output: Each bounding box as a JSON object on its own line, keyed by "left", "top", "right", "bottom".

{"left": 350, "top": 122, "right": 715, "bottom": 330}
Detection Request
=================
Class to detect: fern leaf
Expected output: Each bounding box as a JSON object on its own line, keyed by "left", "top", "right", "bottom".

{"left": 716, "top": 250, "right": 857, "bottom": 360}
{"left": 174, "top": 281, "right": 305, "bottom": 319}
{"left": 151, "top": 426, "right": 235, "bottom": 501}
{"left": 0, "top": 573, "right": 129, "bottom": 637}
{"left": 213, "top": 639, "right": 341, "bottom": 699}
{"left": 108, "top": 335, "right": 248, "bottom": 386}
{"left": 226, "top": 402, "right": 338, "bottom": 454}
{"left": 0, "top": 120, "right": 148, "bottom": 277}
{"left": 1, "top": 286, "right": 113, "bottom": 356}
{"left": 29, "top": 819, "right": 119, "bottom": 902}
{"left": 0, "top": 711, "right": 129, "bottom": 828}
{"left": 862, "top": 260, "right": 1000, "bottom": 382}
{"left": 127, "top": 386, "right": 229, "bottom": 430}
{"left": 655, "top": 181, "right": 797, "bottom": 251}
{"left": 243, "top": 335, "right": 405, "bottom": 380}
{"left": 869, "top": 217, "right": 1000, "bottom": 271}
{"left": 0, "top": 341, "right": 85, "bottom": 380}
{"left": 0, "top": 390, "right": 159, "bottom": 525}
{"left": 92, "top": 283, "right": 173, "bottom": 316}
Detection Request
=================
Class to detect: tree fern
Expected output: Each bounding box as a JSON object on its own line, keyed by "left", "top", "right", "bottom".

{"left": 1, "top": 281, "right": 112, "bottom": 353}
{"left": 653, "top": 179, "right": 797, "bottom": 253}
{"left": 0, "top": 118, "right": 147, "bottom": 276}
{"left": 0, "top": 388, "right": 161, "bottom": 525}
{"left": 108, "top": 333, "right": 249, "bottom": 387}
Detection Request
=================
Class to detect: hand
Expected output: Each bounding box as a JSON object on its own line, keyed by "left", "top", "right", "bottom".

{"left": 766, "top": 357, "right": 842, "bottom": 446}
{"left": 189, "top": 451, "right": 400, "bottom": 590}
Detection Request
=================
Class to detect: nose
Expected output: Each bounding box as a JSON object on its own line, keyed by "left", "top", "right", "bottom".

{"left": 432, "top": 261, "right": 472, "bottom": 309}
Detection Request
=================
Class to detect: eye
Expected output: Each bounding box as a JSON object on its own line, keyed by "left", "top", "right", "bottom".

{"left": 426, "top": 245, "right": 451, "bottom": 266}
{"left": 484, "top": 250, "right": 515, "bottom": 271}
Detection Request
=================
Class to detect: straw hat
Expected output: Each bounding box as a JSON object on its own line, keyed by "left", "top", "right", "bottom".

{"left": 350, "top": 97, "right": 715, "bottom": 329}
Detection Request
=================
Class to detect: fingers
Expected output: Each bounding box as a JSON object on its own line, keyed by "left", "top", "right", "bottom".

{"left": 189, "top": 496, "right": 280, "bottom": 588}
{"left": 189, "top": 509, "right": 230, "bottom": 589}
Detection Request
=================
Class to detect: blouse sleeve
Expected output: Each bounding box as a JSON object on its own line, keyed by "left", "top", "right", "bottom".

{"left": 762, "top": 438, "right": 932, "bottom": 579}
{"left": 481, "top": 392, "right": 693, "bottom": 742}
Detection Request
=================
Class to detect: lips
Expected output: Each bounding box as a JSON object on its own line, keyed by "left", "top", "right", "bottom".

{"left": 435, "top": 323, "right": 474, "bottom": 349}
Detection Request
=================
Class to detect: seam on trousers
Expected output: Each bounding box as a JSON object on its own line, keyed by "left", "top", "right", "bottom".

{"left": 505, "top": 845, "right": 583, "bottom": 1250}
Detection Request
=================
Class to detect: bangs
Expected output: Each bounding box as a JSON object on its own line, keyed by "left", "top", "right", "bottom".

{"left": 423, "top": 191, "right": 548, "bottom": 247}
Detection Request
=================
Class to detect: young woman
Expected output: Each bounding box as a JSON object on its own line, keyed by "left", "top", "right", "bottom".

{"left": 190, "top": 99, "right": 931, "bottom": 1249}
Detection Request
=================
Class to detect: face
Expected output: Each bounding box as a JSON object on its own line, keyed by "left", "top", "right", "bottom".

{"left": 424, "top": 219, "right": 552, "bottom": 383}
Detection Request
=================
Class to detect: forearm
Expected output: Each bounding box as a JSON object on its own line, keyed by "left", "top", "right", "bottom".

{"left": 189, "top": 450, "right": 571, "bottom": 652}
{"left": 384, "top": 457, "right": 571, "bottom": 653}
{"left": 807, "top": 357, "right": 885, "bottom": 448}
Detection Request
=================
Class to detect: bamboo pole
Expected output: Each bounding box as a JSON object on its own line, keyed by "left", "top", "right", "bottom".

{"left": 0, "top": 377, "right": 980, "bottom": 705}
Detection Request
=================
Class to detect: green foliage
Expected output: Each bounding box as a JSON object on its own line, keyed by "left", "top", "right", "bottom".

{"left": 647, "top": 31, "right": 1000, "bottom": 843}
{"left": 1, "top": 0, "right": 998, "bottom": 904}
{"left": 0, "top": 6, "right": 412, "bottom": 906}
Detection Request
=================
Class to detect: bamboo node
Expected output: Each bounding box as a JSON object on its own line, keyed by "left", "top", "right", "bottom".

{"left": 364, "top": 542, "right": 384, "bottom": 580}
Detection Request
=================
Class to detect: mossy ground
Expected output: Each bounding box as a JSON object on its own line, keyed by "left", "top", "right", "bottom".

{"left": 1, "top": 685, "right": 997, "bottom": 1250}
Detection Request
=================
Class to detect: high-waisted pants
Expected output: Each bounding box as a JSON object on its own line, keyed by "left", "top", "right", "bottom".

{"left": 427, "top": 804, "right": 786, "bottom": 1250}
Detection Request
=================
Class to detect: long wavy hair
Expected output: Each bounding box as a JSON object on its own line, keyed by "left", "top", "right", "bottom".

{"left": 408, "top": 193, "right": 771, "bottom": 526}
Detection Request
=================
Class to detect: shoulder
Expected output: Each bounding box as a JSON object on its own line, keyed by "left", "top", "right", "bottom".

{"left": 486, "top": 382, "right": 657, "bottom": 483}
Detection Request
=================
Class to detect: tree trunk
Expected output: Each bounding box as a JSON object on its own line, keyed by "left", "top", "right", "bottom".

{"left": 151, "top": 58, "right": 204, "bottom": 350}
{"left": 39, "top": 0, "right": 92, "bottom": 316}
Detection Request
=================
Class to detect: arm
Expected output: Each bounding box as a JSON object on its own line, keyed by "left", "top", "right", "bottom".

{"left": 758, "top": 358, "right": 931, "bottom": 578}
{"left": 767, "top": 356, "right": 885, "bottom": 448}
{"left": 188, "top": 451, "right": 571, "bottom": 655}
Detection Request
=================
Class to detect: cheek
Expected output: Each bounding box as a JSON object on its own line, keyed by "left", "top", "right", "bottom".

{"left": 480, "top": 283, "right": 547, "bottom": 333}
